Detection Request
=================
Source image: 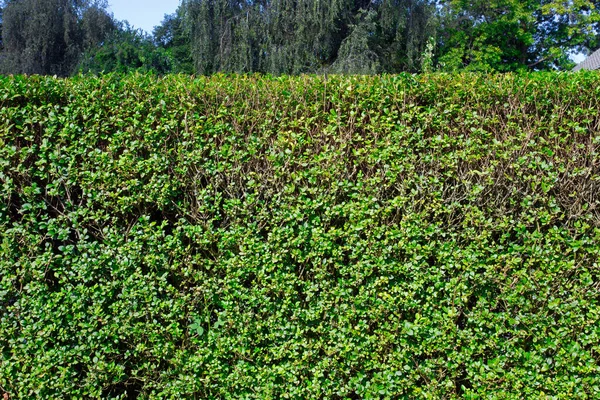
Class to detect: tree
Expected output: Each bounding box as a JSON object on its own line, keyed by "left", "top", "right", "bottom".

{"left": 179, "top": 0, "right": 438, "bottom": 75}
{"left": 77, "top": 22, "right": 173, "bottom": 74}
{"left": 181, "top": 0, "right": 262, "bottom": 74}
{"left": 0, "top": 3, "right": 4, "bottom": 51}
{"left": 532, "top": 0, "right": 600, "bottom": 69}
{"left": 154, "top": 12, "right": 194, "bottom": 74}
{"left": 436, "top": 0, "right": 600, "bottom": 71}
{"left": 0, "top": 0, "right": 115, "bottom": 76}
{"left": 5, "top": 0, "right": 592, "bottom": 75}
{"left": 375, "top": 0, "right": 438, "bottom": 72}
{"left": 331, "top": 9, "right": 381, "bottom": 74}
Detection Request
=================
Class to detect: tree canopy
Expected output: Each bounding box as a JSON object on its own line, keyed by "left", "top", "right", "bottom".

{"left": 170, "top": 0, "right": 600, "bottom": 73}
{"left": 179, "top": 0, "right": 438, "bottom": 74}
{"left": 0, "top": 0, "right": 115, "bottom": 75}
{"left": 0, "top": 0, "right": 599, "bottom": 75}
{"left": 437, "top": 0, "right": 600, "bottom": 71}
{"left": 76, "top": 22, "right": 174, "bottom": 75}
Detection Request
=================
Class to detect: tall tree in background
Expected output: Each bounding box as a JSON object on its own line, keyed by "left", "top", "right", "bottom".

{"left": 179, "top": 0, "right": 438, "bottom": 74}
{"left": 80, "top": 1, "right": 115, "bottom": 51}
{"left": 154, "top": 11, "right": 194, "bottom": 73}
{"left": 331, "top": 9, "right": 381, "bottom": 74}
{"left": 182, "top": 0, "right": 264, "bottom": 74}
{"left": 0, "top": 4, "right": 4, "bottom": 51}
{"left": 77, "top": 22, "right": 173, "bottom": 74}
{"left": 532, "top": 0, "right": 600, "bottom": 69}
{"left": 436, "top": 0, "right": 600, "bottom": 71}
{"left": 375, "top": 0, "right": 438, "bottom": 72}
{"left": 0, "top": 0, "right": 115, "bottom": 75}
{"left": 1, "top": 0, "right": 598, "bottom": 75}
{"left": 261, "top": 0, "right": 349, "bottom": 74}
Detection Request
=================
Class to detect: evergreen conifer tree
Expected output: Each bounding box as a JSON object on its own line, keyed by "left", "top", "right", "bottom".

{"left": 0, "top": 0, "right": 115, "bottom": 75}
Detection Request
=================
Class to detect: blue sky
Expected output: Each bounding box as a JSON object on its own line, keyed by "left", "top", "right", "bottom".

{"left": 107, "top": 0, "right": 181, "bottom": 34}
{"left": 572, "top": 53, "right": 585, "bottom": 63}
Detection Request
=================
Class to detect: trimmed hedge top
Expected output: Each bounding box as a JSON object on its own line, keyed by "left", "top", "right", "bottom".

{"left": 1, "top": 73, "right": 600, "bottom": 398}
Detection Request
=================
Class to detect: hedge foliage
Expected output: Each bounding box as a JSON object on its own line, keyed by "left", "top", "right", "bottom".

{"left": 1, "top": 73, "right": 600, "bottom": 399}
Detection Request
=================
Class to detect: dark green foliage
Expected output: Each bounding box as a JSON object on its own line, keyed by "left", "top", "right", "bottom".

{"left": 77, "top": 23, "right": 173, "bottom": 75}
{"left": 374, "top": 0, "right": 438, "bottom": 72}
{"left": 153, "top": 12, "right": 194, "bottom": 74}
{"left": 181, "top": 0, "right": 438, "bottom": 74}
{"left": 0, "top": 0, "right": 181, "bottom": 76}
{"left": 331, "top": 9, "right": 381, "bottom": 74}
{"left": 1, "top": 73, "right": 600, "bottom": 398}
{"left": 0, "top": 0, "right": 115, "bottom": 76}
{"left": 1, "top": 0, "right": 598, "bottom": 75}
{"left": 0, "top": 5, "right": 4, "bottom": 51}
{"left": 178, "top": 0, "right": 599, "bottom": 74}
{"left": 436, "top": 0, "right": 600, "bottom": 71}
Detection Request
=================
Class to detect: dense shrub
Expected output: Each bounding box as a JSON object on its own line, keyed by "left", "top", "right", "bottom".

{"left": 1, "top": 73, "right": 600, "bottom": 398}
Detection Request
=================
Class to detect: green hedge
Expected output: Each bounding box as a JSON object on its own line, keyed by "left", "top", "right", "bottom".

{"left": 1, "top": 73, "right": 600, "bottom": 398}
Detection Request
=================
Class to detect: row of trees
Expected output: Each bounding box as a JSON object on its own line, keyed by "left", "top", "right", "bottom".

{"left": 0, "top": 0, "right": 184, "bottom": 75}
{"left": 0, "top": 0, "right": 115, "bottom": 75}
{"left": 1, "top": 0, "right": 599, "bottom": 76}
